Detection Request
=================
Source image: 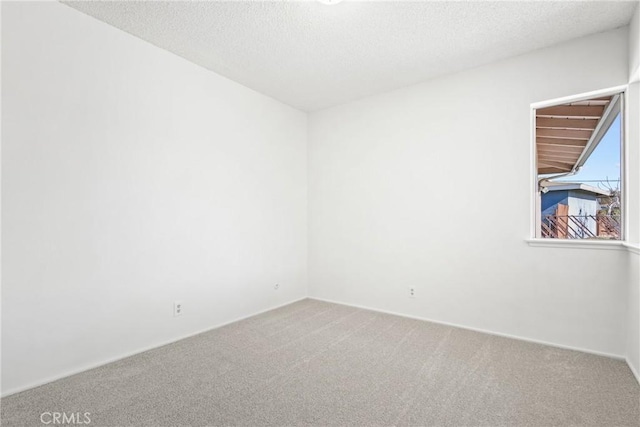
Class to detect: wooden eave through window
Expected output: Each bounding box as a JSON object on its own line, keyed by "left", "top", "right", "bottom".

{"left": 536, "top": 96, "right": 613, "bottom": 175}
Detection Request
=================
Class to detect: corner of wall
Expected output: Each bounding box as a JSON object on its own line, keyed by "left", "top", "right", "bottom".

{"left": 630, "top": 3, "right": 640, "bottom": 82}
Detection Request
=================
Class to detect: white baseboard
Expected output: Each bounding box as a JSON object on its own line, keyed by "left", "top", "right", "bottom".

{"left": 5, "top": 295, "right": 636, "bottom": 397}
{"left": 309, "top": 296, "right": 626, "bottom": 361}
{"left": 1, "top": 297, "right": 307, "bottom": 398}
{"left": 626, "top": 357, "right": 640, "bottom": 385}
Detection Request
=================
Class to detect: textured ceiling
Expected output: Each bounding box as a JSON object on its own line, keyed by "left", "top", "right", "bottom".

{"left": 63, "top": 1, "right": 638, "bottom": 112}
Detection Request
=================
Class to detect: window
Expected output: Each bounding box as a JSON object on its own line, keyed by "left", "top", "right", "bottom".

{"left": 533, "top": 90, "right": 624, "bottom": 241}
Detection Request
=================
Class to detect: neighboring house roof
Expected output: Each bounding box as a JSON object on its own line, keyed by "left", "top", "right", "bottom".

{"left": 536, "top": 94, "right": 621, "bottom": 175}
{"left": 543, "top": 182, "right": 612, "bottom": 197}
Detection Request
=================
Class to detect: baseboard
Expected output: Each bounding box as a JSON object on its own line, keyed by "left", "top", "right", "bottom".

{"left": 1, "top": 297, "right": 307, "bottom": 398}
{"left": 626, "top": 357, "right": 640, "bottom": 385}
{"left": 5, "top": 295, "right": 634, "bottom": 397}
{"left": 309, "top": 296, "right": 626, "bottom": 361}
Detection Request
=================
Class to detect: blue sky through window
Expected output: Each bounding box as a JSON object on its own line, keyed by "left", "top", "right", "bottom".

{"left": 555, "top": 113, "right": 621, "bottom": 187}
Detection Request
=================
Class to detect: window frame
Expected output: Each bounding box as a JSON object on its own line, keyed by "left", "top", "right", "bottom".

{"left": 528, "top": 85, "right": 628, "bottom": 246}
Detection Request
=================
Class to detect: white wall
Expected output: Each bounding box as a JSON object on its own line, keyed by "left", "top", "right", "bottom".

{"left": 629, "top": 4, "right": 639, "bottom": 82}
{"left": 627, "top": 249, "right": 639, "bottom": 380}
{"left": 625, "top": 3, "right": 640, "bottom": 380}
{"left": 308, "top": 28, "right": 630, "bottom": 357}
{"left": 1, "top": 2, "right": 307, "bottom": 395}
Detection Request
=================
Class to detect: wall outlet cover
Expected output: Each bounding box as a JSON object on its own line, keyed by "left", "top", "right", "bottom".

{"left": 174, "top": 301, "right": 183, "bottom": 317}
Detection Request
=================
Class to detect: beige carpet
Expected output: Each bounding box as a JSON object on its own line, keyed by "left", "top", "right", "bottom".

{"left": 2, "top": 299, "right": 639, "bottom": 426}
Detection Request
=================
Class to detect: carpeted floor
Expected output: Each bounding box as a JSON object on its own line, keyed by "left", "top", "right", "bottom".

{"left": 2, "top": 299, "right": 639, "bottom": 426}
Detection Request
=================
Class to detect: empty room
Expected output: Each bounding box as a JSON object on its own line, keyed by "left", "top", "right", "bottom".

{"left": 2, "top": 0, "right": 640, "bottom": 426}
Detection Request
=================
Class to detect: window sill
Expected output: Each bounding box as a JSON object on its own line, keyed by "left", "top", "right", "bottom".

{"left": 623, "top": 243, "right": 640, "bottom": 255}
{"left": 526, "top": 238, "right": 627, "bottom": 251}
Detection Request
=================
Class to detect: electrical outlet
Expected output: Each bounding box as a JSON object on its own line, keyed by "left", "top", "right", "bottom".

{"left": 408, "top": 287, "right": 416, "bottom": 298}
{"left": 274, "top": 283, "right": 280, "bottom": 290}
{"left": 174, "top": 301, "right": 183, "bottom": 317}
